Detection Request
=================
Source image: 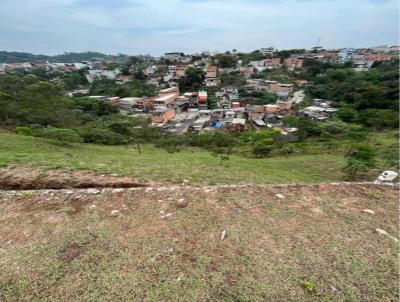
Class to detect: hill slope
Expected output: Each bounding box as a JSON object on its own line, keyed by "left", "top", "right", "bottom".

{"left": 0, "top": 132, "right": 362, "bottom": 185}
{"left": 0, "top": 51, "right": 129, "bottom": 63}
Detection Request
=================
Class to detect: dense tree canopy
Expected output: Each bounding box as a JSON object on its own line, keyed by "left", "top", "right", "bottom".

{"left": 305, "top": 60, "right": 399, "bottom": 129}
{"left": 178, "top": 67, "right": 205, "bottom": 92}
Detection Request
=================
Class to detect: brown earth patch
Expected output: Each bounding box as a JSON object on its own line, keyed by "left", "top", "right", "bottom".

{"left": 0, "top": 181, "right": 399, "bottom": 301}
{"left": 0, "top": 167, "right": 151, "bottom": 190}
{"left": 58, "top": 243, "right": 83, "bottom": 263}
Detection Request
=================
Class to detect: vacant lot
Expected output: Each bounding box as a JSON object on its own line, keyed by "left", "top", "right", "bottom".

{"left": 0, "top": 132, "right": 379, "bottom": 185}
{"left": 0, "top": 182, "right": 398, "bottom": 301}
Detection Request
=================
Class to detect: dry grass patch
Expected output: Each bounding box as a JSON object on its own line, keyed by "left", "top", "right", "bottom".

{"left": 0, "top": 183, "right": 398, "bottom": 301}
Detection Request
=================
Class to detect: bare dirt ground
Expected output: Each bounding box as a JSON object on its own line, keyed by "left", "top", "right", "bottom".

{"left": 0, "top": 170, "right": 398, "bottom": 301}
{"left": 0, "top": 167, "right": 151, "bottom": 189}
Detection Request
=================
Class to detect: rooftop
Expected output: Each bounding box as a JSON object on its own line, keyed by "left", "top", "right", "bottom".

{"left": 154, "top": 94, "right": 176, "bottom": 102}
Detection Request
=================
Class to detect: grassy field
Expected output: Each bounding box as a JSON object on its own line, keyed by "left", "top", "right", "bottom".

{"left": 0, "top": 183, "right": 398, "bottom": 301}
{"left": 0, "top": 131, "right": 391, "bottom": 185}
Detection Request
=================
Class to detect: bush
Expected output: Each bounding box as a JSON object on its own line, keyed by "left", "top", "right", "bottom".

{"left": 36, "top": 127, "right": 82, "bottom": 145}
{"left": 189, "top": 132, "right": 214, "bottom": 148}
{"left": 252, "top": 138, "right": 274, "bottom": 158}
{"left": 155, "top": 136, "right": 184, "bottom": 153}
{"left": 358, "top": 109, "right": 399, "bottom": 129}
{"left": 77, "top": 127, "right": 126, "bottom": 145}
{"left": 317, "top": 120, "right": 349, "bottom": 135}
{"left": 342, "top": 143, "right": 376, "bottom": 180}
{"left": 15, "top": 126, "right": 33, "bottom": 136}
{"left": 278, "top": 144, "right": 295, "bottom": 157}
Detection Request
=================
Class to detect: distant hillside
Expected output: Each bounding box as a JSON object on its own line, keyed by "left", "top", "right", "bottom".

{"left": 0, "top": 51, "right": 130, "bottom": 63}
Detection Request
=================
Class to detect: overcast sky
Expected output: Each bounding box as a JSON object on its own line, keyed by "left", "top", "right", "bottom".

{"left": 0, "top": 0, "right": 398, "bottom": 56}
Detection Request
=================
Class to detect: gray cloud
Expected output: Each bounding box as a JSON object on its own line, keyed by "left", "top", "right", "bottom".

{"left": 0, "top": 0, "right": 397, "bottom": 55}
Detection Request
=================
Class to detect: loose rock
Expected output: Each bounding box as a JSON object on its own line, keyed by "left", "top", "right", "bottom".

{"left": 276, "top": 194, "right": 285, "bottom": 199}
{"left": 87, "top": 188, "right": 101, "bottom": 194}
{"left": 176, "top": 198, "right": 188, "bottom": 208}
{"left": 110, "top": 210, "right": 121, "bottom": 216}
{"left": 376, "top": 228, "right": 399, "bottom": 242}
{"left": 362, "top": 209, "right": 375, "bottom": 215}
{"left": 112, "top": 188, "right": 125, "bottom": 193}
{"left": 375, "top": 170, "right": 398, "bottom": 184}
{"left": 161, "top": 213, "right": 173, "bottom": 219}
{"left": 221, "top": 230, "right": 227, "bottom": 241}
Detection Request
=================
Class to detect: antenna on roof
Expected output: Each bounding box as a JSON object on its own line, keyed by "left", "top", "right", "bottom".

{"left": 316, "top": 37, "right": 321, "bottom": 48}
{"left": 312, "top": 37, "right": 322, "bottom": 51}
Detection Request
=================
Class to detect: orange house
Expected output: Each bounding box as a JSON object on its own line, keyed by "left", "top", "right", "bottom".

{"left": 284, "top": 57, "right": 303, "bottom": 70}
{"left": 152, "top": 108, "right": 176, "bottom": 123}
{"left": 231, "top": 102, "right": 241, "bottom": 109}
{"left": 154, "top": 94, "right": 177, "bottom": 109}
{"left": 198, "top": 91, "right": 208, "bottom": 105}
{"left": 264, "top": 104, "right": 280, "bottom": 113}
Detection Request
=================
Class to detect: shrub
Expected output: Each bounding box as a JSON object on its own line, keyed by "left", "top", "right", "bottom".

{"left": 36, "top": 127, "right": 82, "bottom": 145}
{"left": 278, "top": 144, "right": 295, "bottom": 157}
{"left": 252, "top": 138, "right": 274, "bottom": 158}
{"left": 155, "top": 137, "right": 184, "bottom": 153}
{"left": 342, "top": 143, "right": 376, "bottom": 180}
{"left": 302, "top": 280, "right": 316, "bottom": 293}
{"left": 342, "top": 158, "right": 368, "bottom": 180}
{"left": 15, "top": 126, "right": 33, "bottom": 136}
{"left": 317, "top": 120, "right": 349, "bottom": 135}
{"left": 77, "top": 127, "right": 126, "bottom": 145}
{"left": 189, "top": 132, "right": 214, "bottom": 148}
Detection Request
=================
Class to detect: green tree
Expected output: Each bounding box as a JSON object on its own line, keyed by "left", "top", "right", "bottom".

{"left": 61, "top": 71, "right": 88, "bottom": 90}
{"left": 342, "top": 144, "right": 376, "bottom": 180}
{"left": 220, "top": 72, "right": 246, "bottom": 86}
{"left": 178, "top": 67, "right": 205, "bottom": 92}
{"left": 209, "top": 131, "right": 238, "bottom": 165}
{"left": 215, "top": 54, "right": 237, "bottom": 68}
{"left": 283, "top": 116, "right": 322, "bottom": 139}
{"left": 89, "top": 78, "right": 119, "bottom": 95}
{"left": 358, "top": 109, "right": 399, "bottom": 129}
{"left": 131, "top": 119, "right": 160, "bottom": 154}
{"left": 252, "top": 138, "right": 274, "bottom": 158}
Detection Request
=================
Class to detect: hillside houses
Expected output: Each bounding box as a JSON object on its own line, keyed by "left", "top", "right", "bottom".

{"left": 259, "top": 47, "right": 277, "bottom": 56}
{"left": 249, "top": 58, "right": 282, "bottom": 71}
{"left": 2, "top": 45, "right": 396, "bottom": 138}
{"left": 204, "top": 65, "right": 220, "bottom": 87}
{"left": 119, "top": 97, "right": 154, "bottom": 113}
{"left": 164, "top": 52, "right": 187, "bottom": 62}
{"left": 299, "top": 99, "right": 338, "bottom": 121}
{"left": 283, "top": 57, "right": 304, "bottom": 71}
{"left": 246, "top": 79, "right": 294, "bottom": 99}
{"left": 152, "top": 108, "right": 176, "bottom": 123}
{"left": 153, "top": 94, "right": 177, "bottom": 110}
